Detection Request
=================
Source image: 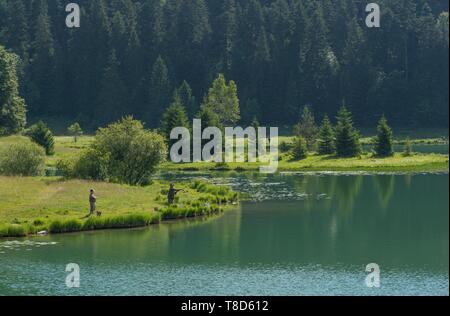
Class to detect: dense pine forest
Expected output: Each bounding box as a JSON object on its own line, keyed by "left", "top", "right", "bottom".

{"left": 0, "top": 0, "right": 448, "bottom": 132}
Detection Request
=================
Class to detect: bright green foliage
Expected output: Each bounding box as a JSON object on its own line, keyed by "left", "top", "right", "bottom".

{"left": 201, "top": 74, "right": 240, "bottom": 125}
{"left": 291, "top": 136, "right": 308, "bottom": 161}
{"left": 198, "top": 106, "right": 221, "bottom": 130}
{"left": 374, "top": 116, "right": 394, "bottom": 157}
{"left": 67, "top": 122, "right": 83, "bottom": 143}
{"left": 82, "top": 116, "right": 167, "bottom": 185}
{"left": 0, "top": 140, "right": 45, "bottom": 176}
{"left": 25, "top": 121, "right": 55, "bottom": 155}
{"left": 335, "top": 105, "right": 361, "bottom": 157}
{"left": 0, "top": 45, "right": 26, "bottom": 135}
{"left": 318, "top": 115, "right": 335, "bottom": 155}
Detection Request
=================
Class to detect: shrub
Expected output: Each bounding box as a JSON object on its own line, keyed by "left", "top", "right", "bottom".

{"left": 72, "top": 148, "right": 109, "bottom": 181}
{"left": 0, "top": 141, "right": 46, "bottom": 176}
{"left": 25, "top": 121, "right": 55, "bottom": 155}
{"left": 74, "top": 117, "right": 167, "bottom": 185}
{"left": 55, "top": 158, "right": 76, "bottom": 178}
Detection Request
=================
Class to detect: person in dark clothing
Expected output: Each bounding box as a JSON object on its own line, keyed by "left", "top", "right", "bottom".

{"left": 167, "top": 184, "right": 183, "bottom": 205}
{"left": 89, "top": 189, "right": 97, "bottom": 216}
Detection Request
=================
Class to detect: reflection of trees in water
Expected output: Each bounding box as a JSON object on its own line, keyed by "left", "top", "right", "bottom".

{"left": 404, "top": 174, "right": 412, "bottom": 188}
{"left": 373, "top": 175, "right": 396, "bottom": 209}
{"left": 287, "top": 175, "right": 338, "bottom": 212}
{"left": 333, "top": 176, "right": 363, "bottom": 216}
{"left": 285, "top": 175, "right": 363, "bottom": 215}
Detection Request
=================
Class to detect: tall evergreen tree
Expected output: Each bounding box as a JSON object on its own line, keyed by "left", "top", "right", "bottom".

{"left": 0, "top": 46, "right": 26, "bottom": 135}
{"left": 161, "top": 96, "right": 190, "bottom": 143}
{"left": 96, "top": 50, "right": 127, "bottom": 124}
{"left": 28, "top": 0, "right": 55, "bottom": 116}
{"left": 148, "top": 56, "right": 171, "bottom": 126}
{"left": 317, "top": 115, "right": 335, "bottom": 155}
{"left": 335, "top": 105, "right": 361, "bottom": 157}
{"left": 291, "top": 136, "right": 308, "bottom": 160}
{"left": 175, "top": 81, "right": 197, "bottom": 120}
{"left": 374, "top": 116, "right": 394, "bottom": 157}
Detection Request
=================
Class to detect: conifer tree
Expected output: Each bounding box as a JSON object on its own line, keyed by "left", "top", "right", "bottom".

{"left": 374, "top": 116, "right": 394, "bottom": 157}
{"left": 317, "top": 115, "right": 335, "bottom": 155}
{"left": 149, "top": 56, "right": 171, "bottom": 125}
{"left": 0, "top": 46, "right": 26, "bottom": 135}
{"left": 96, "top": 50, "right": 126, "bottom": 124}
{"left": 175, "top": 81, "right": 197, "bottom": 119}
{"left": 335, "top": 105, "right": 361, "bottom": 157}
{"left": 291, "top": 136, "right": 308, "bottom": 161}
{"left": 26, "top": 121, "right": 55, "bottom": 155}
{"left": 161, "top": 96, "right": 190, "bottom": 143}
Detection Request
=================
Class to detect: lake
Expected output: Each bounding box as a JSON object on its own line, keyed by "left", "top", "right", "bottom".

{"left": 0, "top": 172, "right": 448, "bottom": 296}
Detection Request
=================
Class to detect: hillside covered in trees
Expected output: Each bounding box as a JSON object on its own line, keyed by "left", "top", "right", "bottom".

{"left": 0, "top": 0, "right": 448, "bottom": 130}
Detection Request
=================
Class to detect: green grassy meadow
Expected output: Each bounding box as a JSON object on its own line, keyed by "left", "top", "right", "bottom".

{"left": 0, "top": 176, "right": 238, "bottom": 237}
{"left": 0, "top": 134, "right": 448, "bottom": 172}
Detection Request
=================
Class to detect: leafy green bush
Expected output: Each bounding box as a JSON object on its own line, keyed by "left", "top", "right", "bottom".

{"left": 25, "top": 121, "right": 55, "bottom": 155}
{"left": 72, "top": 148, "right": 109, "bottom": 181}
{"left": 68, "top": 117, "right": 167, "bottom": 185}
{"left": 0, "top": 140, "right": 46, "bottom": 176}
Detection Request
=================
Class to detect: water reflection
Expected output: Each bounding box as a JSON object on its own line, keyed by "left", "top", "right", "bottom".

{"left": 0, "top": 173, "right": 448, "bottom": 295}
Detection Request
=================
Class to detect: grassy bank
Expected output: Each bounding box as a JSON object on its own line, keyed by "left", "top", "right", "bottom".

{"left": 0, "top": 135, "right": 448, "bottom": 173}
{"left": 0, "top": 177, "right": 238, "bottom": 238}
{"left": 163, "top": 153, "right": 449, "bottom": 172}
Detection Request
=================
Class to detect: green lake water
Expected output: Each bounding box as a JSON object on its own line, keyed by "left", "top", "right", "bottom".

{"left": 0, "top": 172, "right": 448, "bottom": 296}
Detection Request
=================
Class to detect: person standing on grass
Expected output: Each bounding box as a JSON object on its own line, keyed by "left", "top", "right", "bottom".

{"left": 89, "top": 189, "right": 97, "bottom": 216}
{"left": 168, "top": 184, "right": 183, "bottom": 205}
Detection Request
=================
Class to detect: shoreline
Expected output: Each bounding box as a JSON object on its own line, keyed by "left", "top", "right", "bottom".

{"left": 161, "top": 153, "right": 449, "bottom": 173}
{"left": 0, "top": 203, "right": 238, "bottom": 239}
{"left": 0, "top": 178, "right": 239, "bottom": 239}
